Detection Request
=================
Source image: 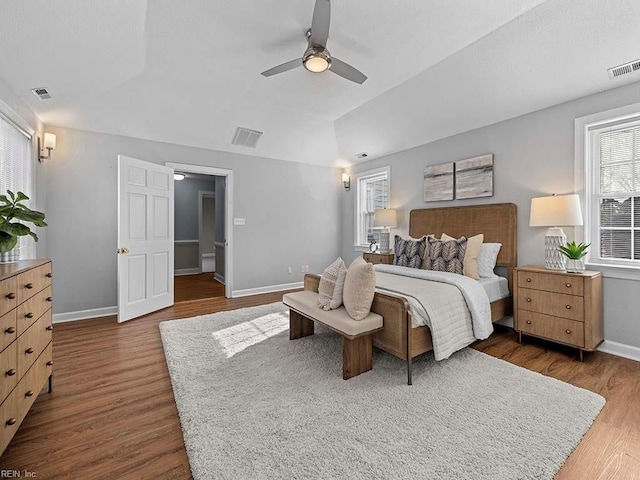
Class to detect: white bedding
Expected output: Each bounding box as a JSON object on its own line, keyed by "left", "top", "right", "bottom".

{"left": 478, "top": 276, "right": 510, "bottom": 303}
{"left": 374, "top": 264, "right": 493, "bottom": 360}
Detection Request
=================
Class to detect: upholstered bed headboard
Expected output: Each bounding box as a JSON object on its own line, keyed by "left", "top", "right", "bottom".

{"left": 409, "top": 203, "right": 518, "bottom": 288}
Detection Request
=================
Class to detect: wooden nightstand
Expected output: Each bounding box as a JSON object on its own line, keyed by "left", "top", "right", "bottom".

{"left": 514, "top": 265, "right": 603, "bottom": 361}
{"left": 362, "top": 252, "right": 394, "bottom": 265}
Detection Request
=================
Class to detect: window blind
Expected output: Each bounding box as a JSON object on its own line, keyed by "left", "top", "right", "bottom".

{"left": 0, "top": 115, "right": 34, "bottom": 259}
{"left": 597, "top": 124, "right": 640, "bottom": 261}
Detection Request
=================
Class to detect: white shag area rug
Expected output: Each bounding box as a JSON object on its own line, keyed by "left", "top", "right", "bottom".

{"left": 159, "top": 302, "right": 605, "bottom": 480}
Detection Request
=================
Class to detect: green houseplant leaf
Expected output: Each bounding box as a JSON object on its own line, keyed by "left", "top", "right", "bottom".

{"left": 0, "top": 191, "right": 47, "bottom": 254}
{"left": 558, "top": 241, "right": 590, "bottom": 259}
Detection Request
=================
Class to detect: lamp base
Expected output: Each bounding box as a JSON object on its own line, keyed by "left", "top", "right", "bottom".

{"left": 379, "top": 230, "right": 391, "bottom": 253}
{"left": 544, "top": 227, "right": 566, "bottom": 270}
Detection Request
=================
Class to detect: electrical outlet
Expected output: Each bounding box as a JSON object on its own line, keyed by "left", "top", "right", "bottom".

{"left": 287, "top": 267, "right": 292, "bottom": 274}
{"left": 233, "top": 217, "right": 246, "bottom": 226}
{"left": 305, "top": 265, "right": 310, "bottom": 272}
{"left": 300, "top": 265, "right": 305, "bottom": 273}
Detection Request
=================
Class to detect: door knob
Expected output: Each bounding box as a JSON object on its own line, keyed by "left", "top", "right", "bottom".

{"left": 118, "top": 247, "right": 130, "bottom": 254}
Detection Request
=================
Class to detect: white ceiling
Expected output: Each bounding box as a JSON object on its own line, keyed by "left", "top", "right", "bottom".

{"left": 0, "top": 0, "right": 639, "bottom": 167}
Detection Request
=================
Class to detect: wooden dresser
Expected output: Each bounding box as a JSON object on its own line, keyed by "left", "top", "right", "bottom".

{"left": 0, "top": 260, "right": 53, "bottom": 454}
{"left": 363, "top": 252, "right": 394, "bottom": 265}
{"left": 514, "top": 265, "right": 603, "bottom": 360}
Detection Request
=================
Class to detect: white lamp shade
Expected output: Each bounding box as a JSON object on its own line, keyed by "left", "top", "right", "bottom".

{"left": 43, "top": 133, "right": 56, "bottom": 150}
{"left": 374, "top": 208, "right": 397, "bottom": 228}
{"left": 341, "top": 173, "right": 349, "bottom": 183}
{"left": 529, "top": 194, "right": 583, "bottom": 227}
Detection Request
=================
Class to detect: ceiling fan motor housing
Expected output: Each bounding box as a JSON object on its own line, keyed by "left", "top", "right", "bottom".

{"left": 303, "top": 46, "right": 331, "bottom": 73}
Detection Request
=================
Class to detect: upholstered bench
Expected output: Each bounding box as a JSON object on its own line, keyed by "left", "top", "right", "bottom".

{"left": 282, "top": 290, "right": 383, "bottom": 380}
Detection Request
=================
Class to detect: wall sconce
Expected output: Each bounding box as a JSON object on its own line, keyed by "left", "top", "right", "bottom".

{"left": 173, "top": 173, "right": 186, "bottom": 181}
{"left": 342, "top": 173, "right": 350, "bottom": 190}
{"left": 38, "top": 133, "right": 56, "bottom": 162}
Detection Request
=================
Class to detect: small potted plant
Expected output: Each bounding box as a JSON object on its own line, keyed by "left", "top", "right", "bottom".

{"left": 559, "top": 241, "right": 589, "bottom": 273}
{"left": 0, "top": 191, "right": 47, "bottom": 263}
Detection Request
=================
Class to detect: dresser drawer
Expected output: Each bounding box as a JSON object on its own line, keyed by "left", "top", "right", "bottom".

{"left": 16, "top": 262, "right": 52, "bottom": 304}
{"left": 0, "top": 382, "right": 24, "bottom": 454}
{"left": 0, "top": 310, "right": 17, "bottom": 353}
{"left": 518, "top": 310, "right": 585, "bottom": 347}
{"left": 20, "top": 342, "right": 52, "bottom": 410}
{"left": 517, "top": 271, "right": 584, "bottom": 296}
{"left": 0, "top": 277, "right": 17, "bottom": 317}
{"left": 0, "top": 342, "right": 18, "bottom": 402}
{"left": 517, "top": 288, "right": 584, "bottom": 321}
{"left": 16, "top": 286, "right": 52, "bottom": 336}
{"left": 17, "top": 313, "right": 52, "bottom": 379}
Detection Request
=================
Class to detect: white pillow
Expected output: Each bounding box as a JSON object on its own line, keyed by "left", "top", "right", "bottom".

{"left": 477, "top": 243, "right": 502, "bottom": 278}
{"left": 317, "top": 258, "right": 348, "bottom": 310}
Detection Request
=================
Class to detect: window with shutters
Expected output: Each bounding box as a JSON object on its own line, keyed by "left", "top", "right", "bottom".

{"left": 354, "top": 166, "right": 390, "bottom": 249}
{"left": 586, "top": 117, "right": 640, "bottom": 268}
{"left": 0, "top": 107, "right": 35, "bottom": 259}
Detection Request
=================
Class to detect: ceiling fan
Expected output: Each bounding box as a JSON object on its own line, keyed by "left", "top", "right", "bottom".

{"left": 261, "top": 0, "right": 367, "bottom": 84}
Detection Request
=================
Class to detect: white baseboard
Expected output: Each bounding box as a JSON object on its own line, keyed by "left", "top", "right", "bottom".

{"left": 175, "top": 268, "right": 200, "bottom": 276}
{"left": 233, "top": 281, "right": 303, "bottom": 298}
{"left": 214, "top": 273, "right": 225, "bottom": 284}
{"left": 598, "top": 340, "right": 640, "bottom": 362}
{"left": 53, "top": 306, "right": 117, "bottom": 324}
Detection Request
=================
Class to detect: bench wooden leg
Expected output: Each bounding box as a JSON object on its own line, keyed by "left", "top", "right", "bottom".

{"left": 289, "top": 309, "right": 314, "bottom": 340}
{"left": 342, "top": 334, "right": 373, "bottom": 380}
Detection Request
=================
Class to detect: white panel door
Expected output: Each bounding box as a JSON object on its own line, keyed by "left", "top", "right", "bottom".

{"left": 118, "top": 155, "right": 174, "bottom": 322}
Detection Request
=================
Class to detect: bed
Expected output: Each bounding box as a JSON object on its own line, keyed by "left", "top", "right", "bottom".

{"left": 305, "top": 202, "right": 517, "bottom": 384}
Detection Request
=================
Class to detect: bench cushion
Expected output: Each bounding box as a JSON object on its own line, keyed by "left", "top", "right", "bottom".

{"left": 283, "top": 291, "right": 383, "bottom": 338}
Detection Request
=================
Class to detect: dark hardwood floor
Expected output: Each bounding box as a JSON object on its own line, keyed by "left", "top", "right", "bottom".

{"left": 0, "top": 296, "right": 639, "bottom": 479}
{"left": 174, "top": 273, "right": 225, "bottom": 302}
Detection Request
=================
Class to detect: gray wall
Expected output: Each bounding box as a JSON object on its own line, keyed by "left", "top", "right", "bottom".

{"left": 45, "top": 126, "right": 342, "bottom": 314}
{"left": 202, "top": 196, "right": 215, "bottom": 255}
{"left": 214, "top": 176, "right": 226, "bottom": 281}
{"left": 174, "top": 176, "right": 216, "bottom": 240}
{"left": 341, "top": 80, "right": 640, "bottom": 349}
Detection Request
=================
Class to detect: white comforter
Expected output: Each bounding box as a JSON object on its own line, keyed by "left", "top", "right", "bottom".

{"left": 374, "top": 264, "right": 493, "bottom": 360}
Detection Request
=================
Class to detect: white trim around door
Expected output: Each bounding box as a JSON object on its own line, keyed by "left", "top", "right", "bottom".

{"left": 166, "top": 162, "right": 234, "bottom": 298}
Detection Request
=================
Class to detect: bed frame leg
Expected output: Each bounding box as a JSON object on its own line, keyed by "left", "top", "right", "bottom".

{"left": 406, "top": 313, "right": 412, "bottom": 386}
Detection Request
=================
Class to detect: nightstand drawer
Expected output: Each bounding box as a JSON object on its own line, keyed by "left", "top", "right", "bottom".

{"left": 518, "top": 310, "right": 584, "bottom": 347}
{"left": 518, "top": 288, "right": 584, "bottom": 321}
{"left": 517, "top": 271, "right": 584, "bottom": 296}
{"left": 363, "top": 253, "right": 394, "bottom": 265}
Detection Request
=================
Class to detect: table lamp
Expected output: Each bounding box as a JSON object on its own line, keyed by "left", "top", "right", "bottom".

{"left": 374, "top": 208, "right": 397, "bottom": 253}
{"left": 529, "top": 194, "right": 583, "bottom": 270}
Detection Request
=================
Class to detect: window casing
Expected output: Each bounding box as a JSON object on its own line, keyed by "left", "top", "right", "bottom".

{"left": 0, "top": 107, "right": 35, "bottom": 259}
{"left": 586, "top": 117, "right": 640, "bottom": 268}
{"left": 354, "top": 166, "right": 390, "bottom": 249}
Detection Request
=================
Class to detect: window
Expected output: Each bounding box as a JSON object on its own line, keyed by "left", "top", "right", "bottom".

{"left": 354, "top": 166, "right": 389, "bottom": 249}
{"left": 585, "top": 116, "right": 640, "bottom": 268}
{"left": 0, "top": 108, "right": 35, "bottom": 259}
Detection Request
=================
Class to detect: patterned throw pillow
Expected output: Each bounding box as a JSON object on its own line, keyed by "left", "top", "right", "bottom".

{"left": 393, "top": 235, "right": 427, "bottom": 269}
{"left": 317, "top": 258, "right": 348, "bottom": 310}
{"left": 424, "top": 236, "right": 467, "bottom": 275}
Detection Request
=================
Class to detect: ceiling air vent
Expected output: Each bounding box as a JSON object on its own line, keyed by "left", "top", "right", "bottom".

{"left": 355, "top": 152, "right": 368, "bottom": 159}
{"left": 30, "top": 87, "right": 52, "bottom": 100}
{"left": 608, "top": 59, "right": 640, "bottom": 79}
{"left": 232, "top": 127, "right": 263, "bottom": 148}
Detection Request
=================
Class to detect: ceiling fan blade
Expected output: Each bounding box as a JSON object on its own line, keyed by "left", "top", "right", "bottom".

{"left": 261, "top": 59, "right": 303, "bottom": 77}
{"left": 329, "top": 57, "right": 367, "bottom": 84}
{"left": 309, "top": 0, "right": 330, "bottom": 47}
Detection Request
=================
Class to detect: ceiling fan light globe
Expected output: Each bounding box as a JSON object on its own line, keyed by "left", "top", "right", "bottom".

{"left": 304, "top": 54, "right": 330, "bottom": 73}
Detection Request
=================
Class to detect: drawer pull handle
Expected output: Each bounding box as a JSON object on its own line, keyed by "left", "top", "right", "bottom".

{"left": 5, "top": 292, "right": 16, "bottom": 300}
{"left": 46, "top": 297, "right": 53, "bottom": 302}
{"left": 566, "top": 283, "right": 571, "bottom": 288}
{"left": 6, "top": 418, "right": 16, "bottom": 426}
{"left": 5, "top": 327, "right": 15, "bottom": 334}
{"left": 25, "top": 390, "right": 34, "bottom": 397}
{"left": 46, "top": 325, "right": 53, "bottom": 331}
{"left": 566, "top": 329, "right": 572, "bottom": 335}
{"left": 526, "top": 298, "right": 531, "bottom": 302}
{"left": 526, "top": 320, "right": 532, "bottom": 325}
{"left": 46, "top": 273, "right": 53, "bottom": 278}
{"left": 25, "top": 348, "right": 34, "bottom": 354}
{"left": 46, "top": 360, "right": 53, "bottom": 367}
{"left": 6, "top": 369, "right": 16, "bottom": 377}
{"left": 25, "top": 283, "right": 34, "bottom": 289}
{"left": 25, "top": 312, "right": 34, "bottom": 319}
{"left": 526, "top": 278, "right": 531, "bottom": 283}
{"left": 566, "top": 305, "right": 572, "bottom": 310}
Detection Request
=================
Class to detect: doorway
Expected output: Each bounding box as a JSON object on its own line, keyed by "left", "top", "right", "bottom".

{"left": 167, "top": 162, "right": 233, "bottom": 301}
